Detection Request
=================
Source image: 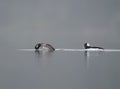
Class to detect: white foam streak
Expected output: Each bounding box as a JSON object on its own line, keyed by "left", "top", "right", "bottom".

{"left": 17, "top": 49, "right": 120, "bottom": 52}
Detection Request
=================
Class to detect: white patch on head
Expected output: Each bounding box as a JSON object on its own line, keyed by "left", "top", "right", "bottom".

{"left": 87, "top": 43, "right": 90, "bottom": 46}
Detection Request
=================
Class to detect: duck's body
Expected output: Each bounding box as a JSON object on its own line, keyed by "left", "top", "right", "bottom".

{"left": 35, "top": 43, "right": 55, "bottom": 52}
{"left": 84, "top": 43, "right": 104, "bottom": 50}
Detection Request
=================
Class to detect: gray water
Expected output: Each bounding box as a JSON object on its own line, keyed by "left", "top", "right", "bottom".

{"left": 0, "top": 0, "right": 120, "bottom": 89}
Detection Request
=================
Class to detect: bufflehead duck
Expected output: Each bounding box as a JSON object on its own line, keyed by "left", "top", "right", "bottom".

{"left": 84, "top": 43, "right": 104, "bottom": 50}
{"left": 35, "top": 43, "right": 55, "bottom": 52}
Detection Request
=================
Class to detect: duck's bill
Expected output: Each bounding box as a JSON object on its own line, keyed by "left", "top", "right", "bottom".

{"left": 17, "top": 49, "right": 120, "bottom": 52}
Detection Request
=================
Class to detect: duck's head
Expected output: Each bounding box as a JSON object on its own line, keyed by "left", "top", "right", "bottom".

{"left": 35, "top": 43, "right": 41, "bottom": 49}
{"left": 84, "top": 43, "right": 90, "bottom": 49}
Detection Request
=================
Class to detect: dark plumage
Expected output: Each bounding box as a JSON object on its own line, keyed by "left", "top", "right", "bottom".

{"left": 35, "top": 43, "right": 41, "bottom": 49}
{"left": 84, "top": 43, "right": 104, "bottom": 49}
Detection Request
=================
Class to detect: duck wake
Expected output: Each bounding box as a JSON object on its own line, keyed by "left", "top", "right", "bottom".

{"left": 17, "top": 49, "right": 120, "bottom": 52}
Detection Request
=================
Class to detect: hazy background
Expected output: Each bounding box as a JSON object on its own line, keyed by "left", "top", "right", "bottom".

{"left": 0, "top": 0, "right": 120, "bottom": 89}
{"left": 0, "top": 0, "right": 120, "bottom": 49}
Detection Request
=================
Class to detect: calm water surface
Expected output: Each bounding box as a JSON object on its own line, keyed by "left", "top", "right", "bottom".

{"left": 0, "top": 48, "right": 120, "bottom": 89}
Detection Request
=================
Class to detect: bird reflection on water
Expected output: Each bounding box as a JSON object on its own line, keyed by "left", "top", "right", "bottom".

{"left": 84, "top": 51, "right": 103, "bottom": 68}
{"left": 34, "top": 49, "right": 54, "bottom": 63}
{"left": 84, "top": 51, "right": 90, "bottom": 68}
